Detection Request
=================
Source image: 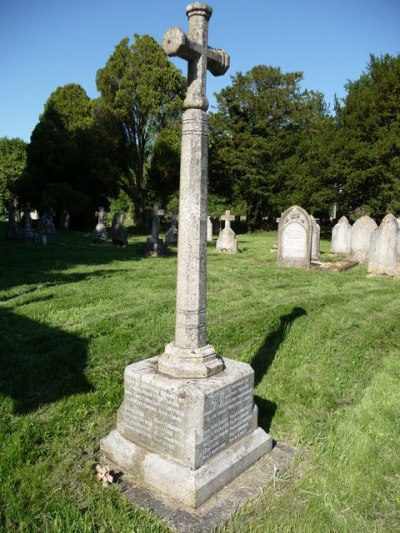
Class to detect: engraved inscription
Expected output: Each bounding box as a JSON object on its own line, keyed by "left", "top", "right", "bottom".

{"left": 123, "top": 380, "right": 184, "bottom": 453}
{"left": 282, "top": 222, "right": 307, "bottom": 259}
{"left": 202, "top": 378, "right": 253, "bottom": 461}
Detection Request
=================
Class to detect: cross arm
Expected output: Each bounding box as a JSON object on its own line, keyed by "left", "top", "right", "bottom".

{"left": 163, "top": 27, "right": 230, "bottom": 76}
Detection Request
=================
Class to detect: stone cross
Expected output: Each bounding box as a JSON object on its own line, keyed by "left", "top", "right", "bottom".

{"left": 221, "top": 210, "right": 234, "bottom": 230}
{"left": 158, "top": 3, "right": 230, "bottom": 378}
{"left": 95, "top": 207, "right": 107, "bottom": 225}
{"left": 150, "top": 202, "right": 165, "bottom": 243}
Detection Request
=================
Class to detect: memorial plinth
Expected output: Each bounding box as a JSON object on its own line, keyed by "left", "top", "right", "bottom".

{"left": 100, "top": 3, "right": 272, "bottom": 511}
{"left": 101, "top": 356, "right": 272, "bottom": 508}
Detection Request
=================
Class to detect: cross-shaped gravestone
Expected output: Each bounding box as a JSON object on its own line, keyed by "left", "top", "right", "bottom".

{"left": 221, "top": 210, "right": 234, "bottom": 230}
{"left": 95, "top": 207, "right": 108, "bottom": 225}
{"left": 158, "top": 3, "right": 230, "bottom": 378}
{"left": 150, "top": 202, "right": 165, "bottom": 243}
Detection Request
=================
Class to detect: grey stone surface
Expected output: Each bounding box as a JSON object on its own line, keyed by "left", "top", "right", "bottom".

{"left": 158, "top": 2, "right": 229, "bottom": 377}
{"left": 111, "top": 211, "right": 128, "bottom": 247}
{"left": 6, "top": 199, "right": 20, "bottom": 240}
{"left": 216, "top": 210, "right": 237, "bottom": 253}
{"left": 165, "top": 212, "right": 178, "bottom": 245}
{"left": 145, "top": 203, "right": 168, "bottom": 256}
{"left": 58, "top": 210, "right": 70, "bottom": 233}
{"left": 116, "top": 441, "right": 295, "bottom": 533}
{"left": 310, "top": 215, "right": 320, "bottom": 260}
{"left": 100, "top": 3, "right": 274, "bottom": 514}
{"left": 101, "top": 355, "right": 272, "bottom": 508}
{"left": 277, "top": 206, "right": 312, "bottom": 269}
{"left": 92, "top": 207, "right": 108, "bottom": 243}
{"left": 331, "top": 215, "right": 351, "bottom": 254}
{"left": 349, "top": 215, "right": 377, "bottom": 263}
{"left": 38, "top": 208, "right": 57, "bottom": 241}
{"left": 368, "top": 214, "right": 399, "bottom": 277}
{"left": 207, "top": 216, "right": 213, "bottom": 241}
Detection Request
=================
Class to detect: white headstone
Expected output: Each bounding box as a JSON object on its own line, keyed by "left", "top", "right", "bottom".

{"left": 310, "top": 215, "right": 320, "bottom": 260}
{"left": 277, "top": 206, "right": 312, "bottom": 268}
{"left": 331, "top": 216, "right": 351, "bottom": 254}
{"left": 216, "top": 210, "right": 237, "bottom": 253}
{"left": 349, "top": 215, "right": 377, "bottom": 263}
{"left": 368, "top": 214, "right": 399, "bottom": 276}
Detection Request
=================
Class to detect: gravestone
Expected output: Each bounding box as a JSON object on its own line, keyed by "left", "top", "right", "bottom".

{"left": 145, "top": 203, "right": 168, "bottom": 256}
{"left": 59, "top": 210, "right": 70, "bottom": 233}
{"left": 331, "top": 216, "right": 351, "bottom": 254}
{"left": 216, "top": 210, "right": 237, "bottom": 253}
{"left": 101, "top": 3, "right": 271, "bottom": 511}
{"left": 164, "top": 212, "right": 178, "bottom": 245}
{"left": 19, "top": 202, "right": 37, "bottom": 242}
{"left": 277, "top": 206, "right": 312, "bottom": 268}
{"left": 310, "top": 215, "right": 320, "bottom": 261}
{"left": 349, "top": 215, "right": 377, "bottom": 263}
{"left": 38, "top": 208, "right": 57, "bottom": 243}
{"left": 368, "top": 214, "right": 399, "bottom": 277}
{"left": 6, "top": 199, "right": 20, "bottom": 240}
{"left": 92, "top": 207, "right": 108, "bottom": 243}
{"left": 207, "top": 215, "right": 213, "bottom": 241}
{"left": 111, "top": 211, "right": 128, "bottom": 246}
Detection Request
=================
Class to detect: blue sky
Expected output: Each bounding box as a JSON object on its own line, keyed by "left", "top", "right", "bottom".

{"left": 1, "top": 0, "right": 399, "bottom": 142}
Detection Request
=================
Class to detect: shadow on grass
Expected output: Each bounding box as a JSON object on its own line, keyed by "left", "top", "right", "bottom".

{"left": 251, "top": 306, "right": 307, "bottom": 432}
{"left": 0, "top": 221, "right": 176, "bottom": 293}
{"left": 0, "top": 307, "right": 92, "bottom": 414}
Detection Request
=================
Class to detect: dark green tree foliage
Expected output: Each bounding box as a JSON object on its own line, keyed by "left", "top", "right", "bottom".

{"left": 0, "top": 137, "right": 27, "bottom": 209}
{"left": 147, "top": 125, "right": 181, "bottom": 208}
{"left": 334, "top": 54, "right": 400, "bottom": 217}
{"left": 22, "top": 84, "right": 121, "bottom": 223}
{"left": 96, "top": 34, "right": 185, "bottom": 223}
{"left": 209, "top": 66, "right": 327, "bottom": 227}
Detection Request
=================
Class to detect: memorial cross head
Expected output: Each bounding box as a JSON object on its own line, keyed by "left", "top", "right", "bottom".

{"left": 221, "top": 210, "right": 234, "bottom": 229}
{"left": 163, "top": 3, "right": 230, "bottom": 111}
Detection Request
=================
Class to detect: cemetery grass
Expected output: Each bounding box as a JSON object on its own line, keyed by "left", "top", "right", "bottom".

{"left": 0, "top": 225, "right": 399, "bottom": 532}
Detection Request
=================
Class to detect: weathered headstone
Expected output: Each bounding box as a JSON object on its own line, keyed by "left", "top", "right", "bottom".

{"left": 207, "top": 215, "right": 213, "bottom": 241}
{"left": 368, "top": 214, "right": 399, "bottom": 277}
{"left": 216, "top": 210, "right": 237, "bottom": 253}
{"left": 277, "top": 206, "right": 312, "bottom": 268}
{"left": 331, "top": 216, "right": 351, "bottom": 254}
{"left": 101, "top": 3, "right": 271, "bottom": 511}
{"left": 349, "top": 215, "right": 377, "bottom": 263}
{"left": 164, "top": 212, "right": 178, "bottom": 245}
{"left": 6, "top": 199, "right": 20, "bottom": 240}
{"left": 111, "top": 211, "right": 128, "bottom": 246}
{"left": 19, "top": 202, "right": 37, "bottom": 242}
{"left": 59, "top": 210, "right": 70, "bottom": 233}
{"left": 38, "top": 208, "right": 57, "bottom": 243}
{"left": 92, "top": 207, "right": 108, "bottom": 243}
{"left": 310, "top": 215, "right": 320, "bottom": 261}
{"left": 145, "top": 203, "right": 168, "bottom": 256}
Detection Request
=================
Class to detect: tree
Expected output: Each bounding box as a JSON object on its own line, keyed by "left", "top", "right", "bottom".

{"left": 333, "top": 54, "right": 400, "bottom": 217}
{"left": 0, "top": 137, "right": 27, "bottom": 210}
{"left": 21, "top": 84, "right": 120, "bottom": 224}
{"left": 96, "top": 34, "right": 185, "bottom": 224}
{"left": 209, "top": 65, "right": 328, "bottom": 228}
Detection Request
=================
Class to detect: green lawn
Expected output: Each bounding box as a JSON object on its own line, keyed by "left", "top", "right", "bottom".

{"left": 1, "top": 225, "right": 399, "bottom": 532}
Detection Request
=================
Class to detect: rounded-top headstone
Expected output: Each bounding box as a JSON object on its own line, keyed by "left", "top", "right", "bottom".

{"left": 277, "top": 205, "right": 312, "bottom": 268}
{"left": 349, "top": 215, "right": 377, "bottom": 263}
{"left": 368, "top": 214, "right": 399, "bottom": 276}
{"left": 331, "top": 215, "right": 351, "bottom": 254}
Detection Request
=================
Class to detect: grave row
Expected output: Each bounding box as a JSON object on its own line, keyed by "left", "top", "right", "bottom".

{"left": 332, "top": 214, "right": 400, "bottom": 277}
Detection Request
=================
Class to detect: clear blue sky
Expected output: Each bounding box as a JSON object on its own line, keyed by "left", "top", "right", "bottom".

{"left": 1, "top": 0, "right": 399, "bottom": 142}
